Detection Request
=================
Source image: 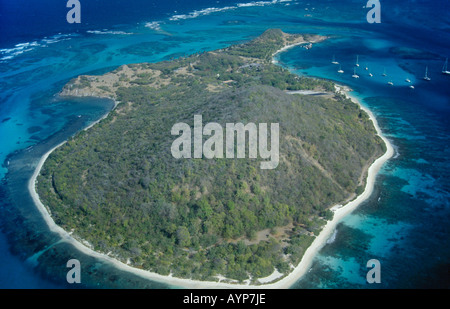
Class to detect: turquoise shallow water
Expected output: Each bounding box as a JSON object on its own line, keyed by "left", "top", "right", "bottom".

{"left": 0, "top": 0, "right": 449, "bottom": 288}
{"left": 280, "top": 29, "right": 450, "bottom": 287}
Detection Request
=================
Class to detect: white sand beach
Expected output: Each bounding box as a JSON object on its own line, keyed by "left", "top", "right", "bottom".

{"left": 272, "top": 41, "right": 309, "bottom": 65}
{"left": 28, "top": 44, "right": 393, "bottom": 289}
{"left": 271, "top": 42, "right": 304, "bottom": 62}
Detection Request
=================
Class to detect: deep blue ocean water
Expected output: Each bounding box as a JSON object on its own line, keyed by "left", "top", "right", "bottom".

{"left": 0, "top": 0, "right": 449, "bottom": 288}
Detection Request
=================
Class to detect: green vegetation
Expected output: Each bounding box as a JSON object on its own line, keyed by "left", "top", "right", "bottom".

{"left": 37, "top": 29, "right": 385, "bottom": 282}
{"left": 73, "top": 76, "right": 91, "bottom": 89}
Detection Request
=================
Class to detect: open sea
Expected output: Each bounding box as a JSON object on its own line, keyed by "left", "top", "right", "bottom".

{"left": 0, "top": 0, "right": 449, "bottom": 288}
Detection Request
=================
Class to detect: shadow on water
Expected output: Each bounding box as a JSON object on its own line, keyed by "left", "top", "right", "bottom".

{"left": 0, "top": 97, "right": 171, "bottom": 289}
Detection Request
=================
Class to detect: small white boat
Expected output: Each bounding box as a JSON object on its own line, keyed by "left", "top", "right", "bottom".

{"left": 355, "top": 55, "right": 360, "bottom": 67}
{"left": 337, "top": 65, "right": 344, "bottom": 73}
{"left": 405, "top": 78, "right": 411, "bottom": 83}
{"left": 409, "top": 85, "right": 415, "bottom": 89}
{"left": 332, "top": 54, "right": 339, "bottom": 65}
{"left": 388, "top": 81, "right": 394, "bottom": 86}
{"left": 369, "top": 72, "right": 373, "bottom": 77}
{"left": 424, "top": 66, "right": 431, "bottom": 81}
{"left": 442, "top": 58, "right": 450, "bottom": 75}
{"left": 382, "top": 67, "right": 387, "bottom": 76}
{"left": 352, "top": 67, "right": 359, "bottom": 78}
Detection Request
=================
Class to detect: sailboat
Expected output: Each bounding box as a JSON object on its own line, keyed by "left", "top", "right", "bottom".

{"left": 332, "top": 55, "right": 339, "bottom": 65}
{"left": 369, "top": 72, "right": 373, "bottom": 77}
{"left": 442, "top": 58, "right": 450, "bottom": 75}
{"left": 355, "top": 55, "right": 360, "bottom": 67}
{"left": 388, "top": 81, "right": 394, "bottom": 86}
{"left": 382, "top": 67, "right": 387, "bottom": 76}
{"left": 337, "top": 65, "right": 344, "bottom": 73}
{"left": 424, "top": 66, "right": 431, "bottom": 81}
{"left": 352, "top": 67, "right": 359, "bottom": 78}
{"left": 405, "top": 78, "right": 411, "bottom": 83}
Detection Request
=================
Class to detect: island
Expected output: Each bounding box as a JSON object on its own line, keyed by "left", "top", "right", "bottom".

{"left": 34, "top": 29, "right": 389, "bottom": 286}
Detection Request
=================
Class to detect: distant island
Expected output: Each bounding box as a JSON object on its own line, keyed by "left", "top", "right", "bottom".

{"left": 35, "top": 29, "right": 388, "bottom": 286}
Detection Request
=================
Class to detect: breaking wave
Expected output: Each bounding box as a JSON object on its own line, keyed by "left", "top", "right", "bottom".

{"left": 0, "top": 34, "right": 75, "bottom": 62}
{"left": 86, "top": 30, "right": 133, "bottom": 35}
{"left": 168, "top": 0, "right": 291, "bottom": 21}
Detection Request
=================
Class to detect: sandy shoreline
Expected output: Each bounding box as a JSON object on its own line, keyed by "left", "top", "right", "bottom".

{"left": 28, "top": 43, "right": 393, "bottom": 289}
{"left": 272, "top": 42, "right": 304, "bottom": 60}
{"left": 271, "top": 40, "right": 314, "bottom": 65}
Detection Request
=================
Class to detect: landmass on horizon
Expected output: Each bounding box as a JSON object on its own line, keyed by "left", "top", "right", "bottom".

{"left": 34, "top": 29, "right": 387, "bottom": 286}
